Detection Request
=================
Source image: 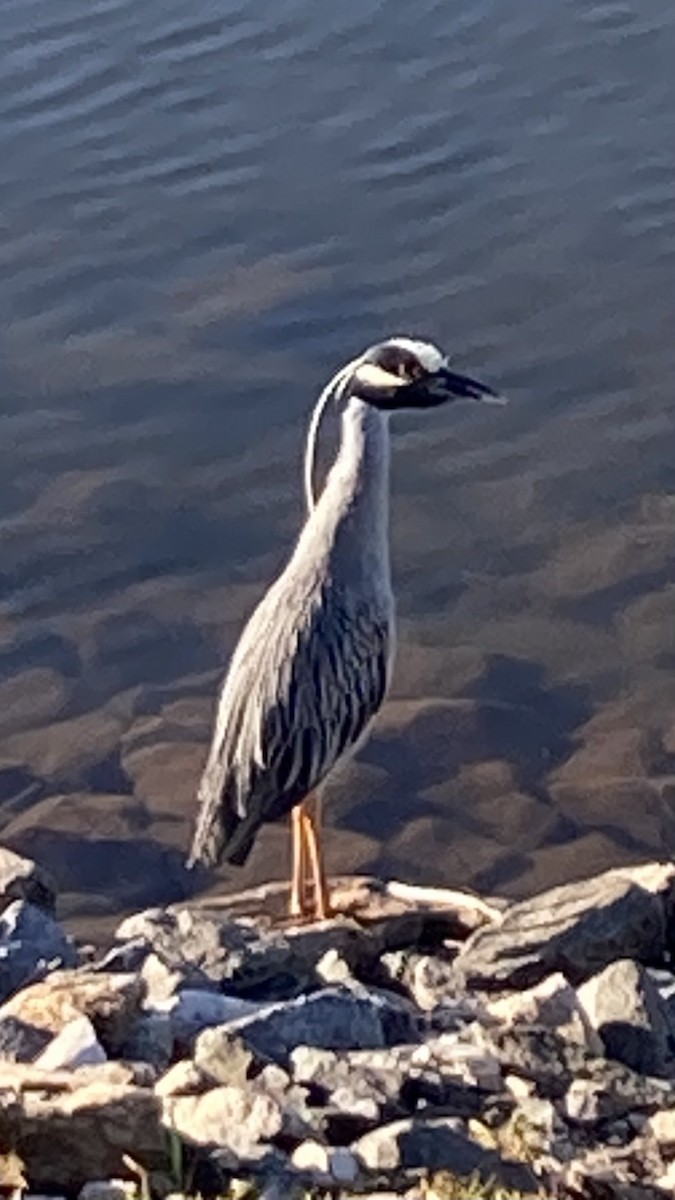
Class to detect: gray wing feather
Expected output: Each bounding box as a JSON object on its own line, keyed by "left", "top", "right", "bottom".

{"left": 188, "top": 577, "right": 391, "bottom": 867}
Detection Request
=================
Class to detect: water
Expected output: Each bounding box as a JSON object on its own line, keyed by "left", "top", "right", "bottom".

{"left": 2, "top": 0, "right": 675, "bottom": 935}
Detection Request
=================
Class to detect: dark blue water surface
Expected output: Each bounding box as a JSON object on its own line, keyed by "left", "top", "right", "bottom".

{"left": 2, "top": 0, "right": 675, "bottom": 932}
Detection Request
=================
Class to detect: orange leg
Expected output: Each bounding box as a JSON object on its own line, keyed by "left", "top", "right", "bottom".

{"left": 301, "top": 792, "right": 330, "bottom": 921}
{"left": 289, "top": 804, "right": 309, "bottom": 918}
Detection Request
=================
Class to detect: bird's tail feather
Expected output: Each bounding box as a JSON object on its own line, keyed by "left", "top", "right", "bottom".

{"left": 187, "top": 770, "right": 259, "bottom": 870}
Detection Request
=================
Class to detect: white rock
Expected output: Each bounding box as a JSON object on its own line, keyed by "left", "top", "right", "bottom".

{"left": 291, "top": 1141, "right": 359, "bottom": 1185}
{"left": 505, "top": 1073, "right": 534, "bottom": 1101}
{"left": 316, "top": 949, "right": 352, "bottom": 984}
{"left": 34, "top": 1015, "right": 106, "bottom": 1070}
{"left": 154, "top": 1060, "right": 208, "bottom": 1098}
{"left": 140, "top": 953, "right": 182, "bottom": 1005}
{"left": 648, "top": 1109, "right": 675, "bottom": 1152}
{"left": 291, "top": 1139, "right": 331, "bottom": 1175}
{"left": 564, "top": 1079, "right": 602, "bottom": 1123}
{"left": 656, "top": 1162, "right": 675, "bottom": 1191}
{"left": 427, "top": 1029, "right": 503, "bottom": 1091}
{"left": 289, "top": 1045, "right": 336, "bottom": 1082}
{"left": 164, "top": 1084, "right": 283, "bottom": 1154}
{"left": 115, "top": 908, "right": 165, "bottom": 940}
{"left": 488, "top": 973, "right": 588, "bottom": 1031}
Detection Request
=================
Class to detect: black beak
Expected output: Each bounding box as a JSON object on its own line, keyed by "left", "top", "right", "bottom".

{"left": 428, "top": 365, "right": 505, "bottom": 406}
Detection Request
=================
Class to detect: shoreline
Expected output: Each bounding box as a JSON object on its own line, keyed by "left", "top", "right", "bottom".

{"left": 1, "top": 848, "right": 675, "bottom": 1197}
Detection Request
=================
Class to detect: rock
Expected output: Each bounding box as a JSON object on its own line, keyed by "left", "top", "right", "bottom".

{"left": 217, "top": 986, "right": 418, "bottom": 1065}
{"left": 0, "top": 970, "right": 145, "bottom": 1054}
{"left": 94, "top": 939, "right": 150, "bottom": 976}
{"left": 154, "top": 1060, "right": 210, "bottom": 1098}
{"left": 114, "top": 878, "right": 497, "bottom": 1002}
{"left": 34, "top": 1015, "right": 107, "bottom": 1070}
{"left": 156, "top": 989, "right": 258, "bottom": 1047}
{"left": 193, "top": 1026, "right": 254, "bottom": 1085}
{"left": 0, "top": 1059, "right": 156, "bottom": 1092}
{"left": 115, "top": 905, "right": 373, "bottom": 998}
{"left": 292, "top": 1046, "right": 398, "bottom": 1139}
{"left": 657, "top": 1164, "right": 675, "bottom": 1192}
{"left": 577, "top": 959, "right": 674, "bottom": 1076}
{"left": 377, "top": 950, "right": 478, "bottom": 1023}
{"left": 563, "top": 1066, "right": 673, "bottom": 1124}
{"left": 164, "top": 1084, "right": 283, "bottom": 1158}
{"left": 0, "top": 1014, "right": 52, "bottom": 1061}
{"left": 290, "top": 1041, "right": 509, "bottom": 1143}
{"left": 186, "top": 875, "right": 499, "bottom": 942}
{"left": 315, "top": 948, "right": 354, "bottom": 985}
{"left": 119, "top": 1013, "right": 172, "bottom": 1070}
{"left": 493, "top": 1095, "right": 573, "bottom": 1170}
{"left": 0, "top": 846, "right": 55, "bottom": 914}
{"left": 0, "top": 901, "right": 78, "bottom": 1002}
{"left": 426, "top": 1029, "right": 507, "bottom": 1093}
{"left": 78, "top": 1183, "right": 136, "bottom": 1200}
{"left": 291, "top": 1140, "right": 360, "bottom": 1185}
{"left": 487, "top": 972, "right": 594, "bottom": 1031}
{"left": 647, "top": 1109, "right": 675, "bottom": 1154}
{"left": 139, "top": 952, "right": 182, "bottom": 1004}
{"left": 560, "top": 1143, "right": 669, "bottom": 1199}
{"left": 0, "top": 1082, "right": 165, "bottom": 1190}
{"left": 490, "top": 1025, "right": 594, "bottom": 1099}
{"left": 351, "top": 1117, "right": 539, "bottom": 1191}
{"left": 455, "top": 862, "right": 675, "bottom": 992}
{"left": 255, "top": 1064, "right": 320, "bottom": 1140}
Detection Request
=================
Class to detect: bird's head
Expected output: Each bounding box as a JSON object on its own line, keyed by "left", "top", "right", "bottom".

{"left": 341, "top": 336, "right": 503, "bottom": 410}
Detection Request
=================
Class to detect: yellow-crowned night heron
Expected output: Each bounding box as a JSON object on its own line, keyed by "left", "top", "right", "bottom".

{"left": 188, "top": 337, "right": 502, "bottom": 919}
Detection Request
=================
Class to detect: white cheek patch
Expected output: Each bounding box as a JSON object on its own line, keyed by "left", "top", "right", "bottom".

{"left": 388, "top": 337, "right": 445, "bottom": 374}
{"left": 353, "top": 362, "right": 407, "bottom": 391}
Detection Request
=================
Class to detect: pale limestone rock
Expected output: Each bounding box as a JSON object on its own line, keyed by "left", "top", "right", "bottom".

{"left": 34, "top": 1016, "right": 106, "bottom": 1070}
{"left": 164, "top": 1084, "right": 283, "bottom": 1156}
{"left": 0, "top": 970, "right": 144, "bottom": 1054}
{"left": 154, "top": 1060, "right": 209, "bottom": 1098}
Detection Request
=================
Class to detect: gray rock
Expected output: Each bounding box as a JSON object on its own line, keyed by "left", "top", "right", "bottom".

{"left": 378, "top": 950, "right": 473, "bottom": 1019}
{"left": 0, "top": 1014, "right": 52, "bottom": 1061}
{"left": 256, "top": 1063, "right": 318, "bottom": 1140}
{"left": 455, "top": 863, "right": 675, "bottom": 992}
{"left": 119, "top": 1013, "right": 173, "bottom": 1071}
{"left": 563, "top": 1065, "right": 674, "bottom": 1124}
{"left": 577, "top": 959, "right": 674, "bottom": 1076}
{"left": 289, "top": 1041, "right": 510, "bottom": 1142}
{"left": 216, "top": 986, "right": 418, "bottom": 1066}
{"left": 157, "top": 988, "right": 259, "bottom": 1046}
{"left": 114, "top": 905, "right": 375, "bottom": 998}
{"left": 490, "top": 1024, "right": 599, "bottom": 1099}
{"left": 0, "top": 901, "right": 78, "bottom": 1002}
{"left": 0, "top": 846, "right": 55, "bottom": 914}
{"left": 34, "top": 1016, "right": 107, "bottom": 1070}
{"left": 78, "top": 1183, "right": 135, "bottom": 1200}
{"left": 559, "top": 1142, "right": 669, "bottom": 1199}
{"left": 351, "top": 1117, "right": 539, "bottom": 1192}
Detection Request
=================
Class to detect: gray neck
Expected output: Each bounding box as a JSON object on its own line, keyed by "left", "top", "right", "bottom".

{"left": 330, "top": 397, "right": 390, "bottom": 542}
{"left": 299, "top": 397, "right": 392, "bottom": 594}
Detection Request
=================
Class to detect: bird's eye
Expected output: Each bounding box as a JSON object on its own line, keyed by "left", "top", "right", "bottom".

{"left": 375, "top": 346, "right": 427, "bottom": 383}
{"left": 406, "top": 359, "right": 425, "bottom": 383}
